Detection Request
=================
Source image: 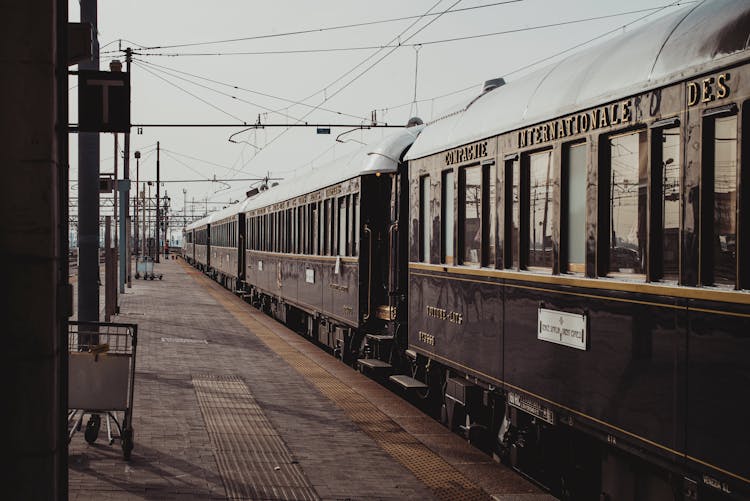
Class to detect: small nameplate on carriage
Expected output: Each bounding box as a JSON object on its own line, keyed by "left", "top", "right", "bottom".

{"left": 306, "top": 269, "right": 315, "bottom": 284}
{"left": 537, "top": 308, "right": 587, "bottom": 351}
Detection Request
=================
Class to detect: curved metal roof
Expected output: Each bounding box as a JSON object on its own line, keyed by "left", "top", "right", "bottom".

{"left": 239, "top": 125, "right": 423, "bottom": 214}
{"left": 406, "top": 0, "right": 750, "bottom": 160}
{"left": 185, "top": 125, "right": 423, "bottom": 230}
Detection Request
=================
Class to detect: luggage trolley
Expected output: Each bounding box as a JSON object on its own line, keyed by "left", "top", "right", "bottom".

{"left": 67, "top": 321, "right": 138, "bottom": 459}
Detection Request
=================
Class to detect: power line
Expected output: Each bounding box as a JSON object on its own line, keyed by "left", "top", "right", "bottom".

{"left": 129, "top": 4, "right": 690, "bottom": 58}
{"left": 222, "top": 1, "right": 452, "bottom": 181}
{"left": 160, "top": 147, "right": 242, "bottom": 172}
{"left": 382, "top": 0, "right": 693, "bottom": 117}
{"left": 132, "top": 59, "right": 309, "bottom": 123}
{"left": 135, "top": 61, "right": 248, "bottom": 123}
{"left": 503, "top": 0, "right": 693, "bottom": 80}
{"left": 117, "top": 1, "right": 522, "bottom": 51}
{"left": 134, "top": 59, "right": 371, "bottom": 122}
{"left": 139, "top": 177, "right": 275, "bottom": 183}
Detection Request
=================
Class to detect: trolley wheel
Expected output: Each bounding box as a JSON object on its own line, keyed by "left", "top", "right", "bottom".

{"left": 84, "top": 414, "right": 101, "bottom": 444}
{"left": 122, "top": 428, "right": 134, "bottom": 460}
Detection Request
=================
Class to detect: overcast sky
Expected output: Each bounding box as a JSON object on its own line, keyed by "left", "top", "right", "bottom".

{"left": 68, "top": 0, "right": 692, "bottom": 233}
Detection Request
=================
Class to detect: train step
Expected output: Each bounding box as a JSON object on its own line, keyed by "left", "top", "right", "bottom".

{"left": 357, "top": 358, "right": 392, "bottom": 372}
{"left": 389, "top": 375, "right": 428, "bottom": 390}
{"left": 365, "top": 334, "right": 394, "bottom": 342}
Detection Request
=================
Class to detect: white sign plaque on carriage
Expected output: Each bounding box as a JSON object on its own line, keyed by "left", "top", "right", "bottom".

{"left": 537, "top": 308, "right": 587, "bottom": 351}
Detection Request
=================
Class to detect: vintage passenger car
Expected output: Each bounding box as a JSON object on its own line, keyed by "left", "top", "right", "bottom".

{"left": 183, "top": 1, "right": 750, "bottom": 498}
{"left": 405, "top": 1, "right": 750, "bottom": 498}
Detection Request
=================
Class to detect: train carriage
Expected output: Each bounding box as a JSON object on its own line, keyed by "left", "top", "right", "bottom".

{"left": 240, "top": 125, "right": 423, "bottom": 361}
{"left": 208, "top": 206, "right": 244, "bottom": 290}
{"left": 186, "top": 216, "right": 210, "bottom": 272}
{"left": 182, "top": 227, "right": 195, "bottom": 264}
{"left": 405, "top": 1, "right": 750, "bottom": 499}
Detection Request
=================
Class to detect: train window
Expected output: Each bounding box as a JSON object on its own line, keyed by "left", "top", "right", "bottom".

{"left": 319, "top": 201, "right": 324, "bottom": 255}
{"left": 650, "top": 127, "right": 681, "bottom": 282}
{"left": 527, "top": 150, "right": 555, "bottom": 270}
{"left": 353, "top": 194, "right": 360, "bottom": 256}
{"left": 608, "top": 130, "right": 647, "bottom": 277}
{"left": 703, "top": 114, "right": 738, "bottom": 287}
{"left": 503, "top": 158, "right": 520, "bottom": 269}
{"left": 346, "top": 195, "right": 354, "bottom": 256}
{"left": 296, "top": 206, "right": 302, "bottom": 254}
{"left": 442, "top": 170, "right": 454, "bottom": 265}
{"left": 563, "top": 143, "right": 586, "bottom": 273}
{"left": 288, "top": 209, "right": 293, "bottom": 253}
{"left": 321, "top": 201, "right": 326, "bottom": 255}
{"left": 460, "top": 165, "right": 482, "bottom": 266}
{"left": 420, "top": 175, "right": 430, "bottom": 263}
{"left": 486, "top": 163, "right": 496, "bottom": 267}
{"left": 312, "top": 203, "right": 319, "bottom": 255}
{"left": 338, "top": 197, "right": 347, "bottom": 256}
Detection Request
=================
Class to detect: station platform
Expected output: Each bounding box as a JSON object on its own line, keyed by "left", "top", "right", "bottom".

{"left": 69, "top": 258, "right": 552, "bottom": 501}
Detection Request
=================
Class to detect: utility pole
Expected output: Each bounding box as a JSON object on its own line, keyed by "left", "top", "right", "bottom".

{"left": 120, "top": 47, "right": 132, "bottom": 290}
{"left": 142, "top": 184, "right": 147, "bottom": 257}
{"left": 134, "top": 150, "right": 140, "bottom": 260}
{"left": 163, "top": 194, "right": 169, "bottom": 253}
{"left": 113, "top": 129, "right": 118, "bottom": 247}
{"left": 156, "top": 141, "right": 161, "bottom": 263}
{"left": 78, "top": 0, "right": 100, "bottom": 322}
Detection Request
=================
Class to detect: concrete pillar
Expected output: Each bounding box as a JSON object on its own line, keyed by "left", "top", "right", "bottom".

{"left": 0, "top": 0, "right": 68, "bottom": 499}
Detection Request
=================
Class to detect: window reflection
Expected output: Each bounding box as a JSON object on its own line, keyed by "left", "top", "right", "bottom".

{"left": 609, "top": 131, "right": 646, "bottom": 275}
{"left": 566, "top": 143, "right": 586, "bottom": 273}
{"left": 661, "top": 130, "right": 680, "bottom": 281}
{"left": 713, "top": 115, "right": 737, "bottom": 286}
{"left": 338, "top": 198, "right": 347, "bottom": 256}
{"left": 420, "top": 176, "right": 430, "bottom": 263}
{"left": 462, "top": 166, "right": 481, "bottom": 265}
{"left": 529, "top": 150, "right": 554, "bottom": 269}
{"left": 511, "top": 160, "right": 520, "bottom": 269}
{"left": 442, "top": 171, "right": 454, "bottom": 264}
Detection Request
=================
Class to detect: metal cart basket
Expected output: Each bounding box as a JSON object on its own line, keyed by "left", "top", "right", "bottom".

{"left": 136, "top": 256, "right": 162, "bottom": 280}
{"left": 67, "top": 321, "right": 138, "bottom": 459}
{"left": 136, "top": 256, "right": 154, "bottom": 279}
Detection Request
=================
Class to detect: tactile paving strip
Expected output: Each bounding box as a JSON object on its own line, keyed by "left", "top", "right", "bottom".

{"left": 192, "top": 374, "right": 319, "bottom": 501}
{"left": 186, "top": 265, "right": 491, "bottom": 501}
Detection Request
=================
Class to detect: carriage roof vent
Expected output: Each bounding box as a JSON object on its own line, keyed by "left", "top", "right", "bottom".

{"left": 406, "top": 116, "right": 424, "bottom": 128}
{"left": 482, "top": 77, "right": 505, "bottom": 93}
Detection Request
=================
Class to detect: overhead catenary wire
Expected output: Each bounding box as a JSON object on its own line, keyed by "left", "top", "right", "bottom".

{"left": 219, "top": 0, "right": 453, "bottom": 181}
{"left": 381, "top": 0, "right": 693, "bottom": 117}
{"left": 129, "top": 3, "right": 693, "bottom": 58}
{"left": 132, "top": 59, "right": 310, "bottom": 124}
{"left": 133, "top": 58, "right": 370, "bottom": 122}
{"left": 110, "top": 1, "right": 523, "bottom": 52}
{"left": 135, "top": 61, "right": 248, "bottom": 124}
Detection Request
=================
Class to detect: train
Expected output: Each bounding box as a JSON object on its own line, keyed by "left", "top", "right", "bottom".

{"left": 184, "top": 1, "right": 750, "bottom": 499}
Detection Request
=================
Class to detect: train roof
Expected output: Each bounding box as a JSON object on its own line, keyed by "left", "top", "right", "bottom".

{"left": 184, "top": 125, "right": 423, "bottom": 231}
{"left": 406, "top": 0, "right": 750, "bottom": 161}
{"left": 238, "top": 125, "right": 423, "bottom": 214}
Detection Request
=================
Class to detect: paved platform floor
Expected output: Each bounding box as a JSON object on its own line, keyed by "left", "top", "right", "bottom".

{"left": 68, "top": 258, "right": 552, "bottom": 500}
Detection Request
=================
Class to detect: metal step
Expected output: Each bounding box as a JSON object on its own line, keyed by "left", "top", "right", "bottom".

{"left": 357, "top": 358, "right": 392, "bottom": 370}
{"left": 389, "top": 375, "right": 428, "bottom": 390}
{"left": 365, "top": 334, "right": 394, "bottom": 342}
